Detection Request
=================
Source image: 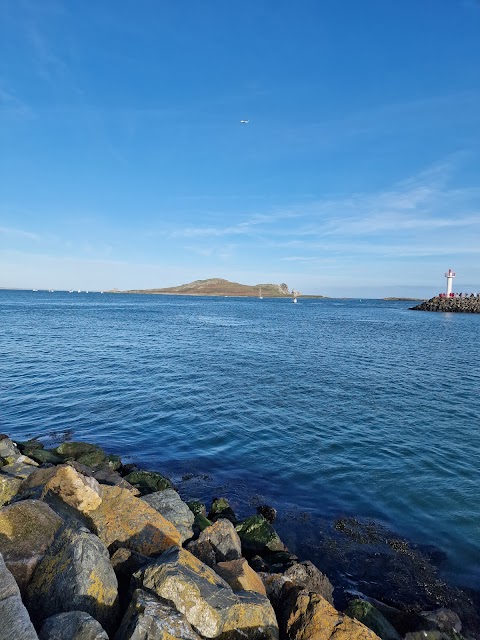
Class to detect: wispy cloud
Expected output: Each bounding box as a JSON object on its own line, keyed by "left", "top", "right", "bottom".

{"left": 0, "top": 226, "right": 40, "bottom": 240}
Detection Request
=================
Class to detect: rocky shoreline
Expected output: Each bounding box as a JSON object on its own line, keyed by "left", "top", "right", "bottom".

{"left": 410, "top": 296, "right": 480, "bottom": 313}
{"left": 0, "top": 434, "right": 476, "bottom": 640}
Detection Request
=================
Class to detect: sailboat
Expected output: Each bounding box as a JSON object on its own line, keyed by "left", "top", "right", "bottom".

{"left": 258, "top": 287, "right": 263, "bottom": 300}
{"left": 292, "top": 292, "right": 298, "bottom": 303}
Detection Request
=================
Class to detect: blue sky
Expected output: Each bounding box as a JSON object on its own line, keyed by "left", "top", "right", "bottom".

{"left": 1, "top": 0, "right": 479, "bottom": 296}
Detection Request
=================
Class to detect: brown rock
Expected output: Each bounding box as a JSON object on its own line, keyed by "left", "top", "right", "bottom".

{"left": 284, "top": 590, "right": 381, "bottom": 640}
{"left": 221, "top": 590, "right": 278, "bottom": 639}
{"left": 283, "top": 561, "right": 334, "bottom": 605}
{"left": 189, "top": 519, "right": 242, "bottom": 564}
{"left": 19, "top": 465, "right": 102, "bottom": 514}
{"left": 87, "top": 484, "right": 181, "bottom": 555}
{"left": 0, "top": 499, "right": 63, "bottom": 593}
{"left": 215, "top": 558, "right": 267, "bottom": 596}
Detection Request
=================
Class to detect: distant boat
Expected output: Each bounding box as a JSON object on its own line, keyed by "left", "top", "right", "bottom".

{"left": 77, "top": 290, "right": 81, "bottom": 293}
{"left": 32, "top": 289, "right": 38, "bottom": 292}
{"left": 292, "top": 295, "right": 298, "bottom": 304}
{"left": 259, "top": 287, "right": 263, "bottom": 300}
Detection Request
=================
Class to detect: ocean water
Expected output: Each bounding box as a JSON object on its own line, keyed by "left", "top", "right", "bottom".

{"left": 1, "top": 290, "right": 479, "bottom": 589}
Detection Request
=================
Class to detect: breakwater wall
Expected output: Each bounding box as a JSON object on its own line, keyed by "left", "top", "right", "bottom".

{"left": 410, "top": 295, "right": 480, "bottom": 313}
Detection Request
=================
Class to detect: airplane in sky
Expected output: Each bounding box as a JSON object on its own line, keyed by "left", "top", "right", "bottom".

{"left": 240, "top": 120, "right": 250, "bottom": 124}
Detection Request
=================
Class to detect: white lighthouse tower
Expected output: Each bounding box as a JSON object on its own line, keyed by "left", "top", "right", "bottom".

{"left": 445, "top": 268, "right": 456, "bottom": 297}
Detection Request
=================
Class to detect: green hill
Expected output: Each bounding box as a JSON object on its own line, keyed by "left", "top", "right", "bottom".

{"left": 113, "top": 278, "right": 296, "bottom": 297}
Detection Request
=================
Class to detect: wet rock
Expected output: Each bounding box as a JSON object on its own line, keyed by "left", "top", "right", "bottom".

{"left": 249, "top": 555, "right": 269, "bottom": 572}
{"left": 194, "top": 512, "right": 213, "bottom": 533}
{"left": 345, "top": 599, "right": 402, "bottom": 640}
{"left": 25, "top": 526, "right": 119, "bottom": 631}
{"left": 123, "top": 470, "right": 173, "bottom": 495}
{"left": 187, "top": 500, "right": 206, "bottom": 517}
{"left": 262, "top": 550, "right": 298, "bottom": 572}
{"left": 283, "top": 590, "right": 380, "bottom": 640}
{"left": 54, "top": 442, "right": 105, "bottom": 460}
{"left": 189, "top": 519, "right": 242, "bottom": 564}
{"left": 17, "top": 439, "right": 44, "bottom": 452}
{"left": 235, "top": 515, "right": 286, "bottom": 555}
{"left": 115, "top": 589, "right": 202, "bottom": 640}
{"left": 257, "top": 504, "right": 277, "bottom": 524}
{"left": 38, "top": 611, "right": 108, "bottom": 640}
{"left": 208, "top": 497, "right": 237, "bottom": 524}
{"left": 76, "top": 450, "right": 109, "bottom": 468}
{"left": 87, "top": 484, "right": 181, "bottom": 555}
{"left": 0, "top": 436, "right": 21, "bottom": 460}
{"left": 106, "top": 454, "right": 122, "bottom": 471}
{"left": 215, "top": 558, "right": 267, "bottom": 595}
{"left": 0, "top": 475, "right": 22, "bottom": 506}
{"left": 283, "top": 561, "right": 334, "bottom": 605}
{"left": 133, "top": 546, "right": 238, "bottom": 638}
{"left": 18, "top": 465, "right": 102, "bottom": 515}
{"left": 22, "top": 449, "right": 64, "bottom": 465}
{"left": 142, "top": 489, "right": 194, "bottom": 543}
{"left": 420, "top": 609, "right": 462, "bottom": 633}
{"left": 0, "top": 552, "right": 39, "bottom": 640}
{"left": 0, "top": 499, "right": 63, "bottom": 593}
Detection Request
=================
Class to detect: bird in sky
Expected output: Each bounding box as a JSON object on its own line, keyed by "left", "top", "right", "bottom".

{"left": 240, "top": 120, "right": 250, "bottom": 124}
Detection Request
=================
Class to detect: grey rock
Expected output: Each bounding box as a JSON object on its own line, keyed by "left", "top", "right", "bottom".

{"left": 344, "top": 599, "right": 402, "bottom": 640}
{"left": 142, "top": 489, "right": 194, "bottom": 543}
{"left": 115, "top": 589, "right": 202, "bottom": 640}
{"left": 1, "top": 460, "right": 38, "bottom": 480}
{"left": 0, "top": 552, "right": 38, "bottom": 640}
{"left": 420, "top": 609, "right": 462, "bottom": 633}
{"left": 25, "top": 527, "right": 119, "bottom": 632}
{"left": 133, "top": 546, "right": 237, "bottom": 638}
{"left": 283, "top": 561, "right": 334, "bottom": 605}
{"left": 0, "top": 436, "right": 21, "bottom": 461}
{"left": 39, "top": 611, "right": 108, "bottom": 639}
{"left": 189, "top": 519, "right": 242, "bottom": 564}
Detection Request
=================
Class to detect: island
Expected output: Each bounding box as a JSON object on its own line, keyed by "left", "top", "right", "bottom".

{"left": 109, "top": 278, "right": 327, "bottom": 298}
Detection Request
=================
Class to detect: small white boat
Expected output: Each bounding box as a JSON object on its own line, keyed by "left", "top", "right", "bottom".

{"left": 292, "top": 296, "right": 297, "bottom": 303}
{"left": 258, "top": 287, "right": 263, "bottom": 300}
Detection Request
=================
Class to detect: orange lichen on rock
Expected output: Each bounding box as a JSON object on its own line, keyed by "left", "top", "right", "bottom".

{"left": 87, "top": 484, "right": 181, "bottom": 555}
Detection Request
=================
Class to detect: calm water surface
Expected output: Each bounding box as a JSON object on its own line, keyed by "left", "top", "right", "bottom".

{"left": 1, "top": 290, "right": 479, "bottom": 588}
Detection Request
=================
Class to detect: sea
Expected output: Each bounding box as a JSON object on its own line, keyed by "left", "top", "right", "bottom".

{"left": 1, "top": 290, "right": 479, "bottom": 595}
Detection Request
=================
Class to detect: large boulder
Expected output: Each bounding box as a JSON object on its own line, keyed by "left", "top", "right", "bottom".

{"left": 123, "top": 470, "right": 173, "bottom": 495}
{"left": 38, "top": 611, "right": 108, "bottom": 640}
{"left": 283, "top": 561, "right": 334, "bottom": 605}
{"left": 54, "top": 442, "right": 104, "bottom": 460}
{"left": 25, "top": 527, "right": 119, "bottom": 631}
{"left": 0, "top": 499, "right": 63, "bottom": 593}
{"left": 66, "top": 462, "right": 140, "bottom": 495}
{"left": 220, "top": 590, "right": 278, "bottom": 640}
{"left": 0, "top": 552, "right": 39, "bottom": 640}
{"left": 133, "top": 546, "right": 277, "bottom": 640}
{"left": 87, "top": 484, "right": 181, "bottom": 555}
{"left": 419, "top": 609, "right": 462, "bottom": 633}
{"left": 345, "top": 599, "right": 402, "bottom": 640}
{"left": 188, "top": 519, "right": 242, "bottom": 565}
{"left": 235, "top": 515, "right": 285, "bottom": 555}
{"left": 0, "top": 475, "right": 22, "bottom": 507}
{"left": 115, "top": 589, "right": 202, "bottom": 640}
{"left": 214, "top": 558, "right": 266, "bottom": 595}
{"left": 18, "top": 465, "right": 102, "bottom": 515}
{"left": 282, "top": 590, "right": 381, "bottom": 640}
{"left": 21, "top": 448, "right": 64, "bottom": 465}
{"left": 142, "top": 489, "right": 194, "bottom": 543}
{"left": 133, "top": 546, "right": 236, "bottom": 638}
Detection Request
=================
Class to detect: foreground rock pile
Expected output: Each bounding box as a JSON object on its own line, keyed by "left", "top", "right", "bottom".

{"left": 410, "top": 296, "right": 480, "bottom": 313}
{"left": 0, "top": 434, "right": 470, "bottom": 640}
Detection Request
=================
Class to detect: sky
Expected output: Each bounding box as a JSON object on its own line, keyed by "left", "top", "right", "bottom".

{"left": 1, "top": 0, "right": 480, "bottom": 297}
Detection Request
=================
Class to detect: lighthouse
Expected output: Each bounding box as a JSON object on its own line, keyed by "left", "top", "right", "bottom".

{"left": 445, "top": 268, "right": 456, "bottom": 297}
